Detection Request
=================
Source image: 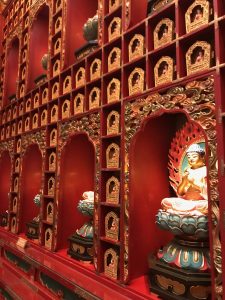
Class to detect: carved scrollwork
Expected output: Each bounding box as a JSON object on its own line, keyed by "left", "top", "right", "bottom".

{"left": 29, "top": 0, "right": 51, "bottom": 27}
{"left": 124, "top": 76, "right": 220, "bottom": 294}
{"left": 0, "top": 139, "right": 14, "bottom": 158}
{"left": 21, "top": 130, "right": 46, "bottom": 157}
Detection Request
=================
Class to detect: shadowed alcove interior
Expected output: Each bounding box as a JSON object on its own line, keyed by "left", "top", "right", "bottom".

{"left": 20, "top": 144, "right": 42, "bottom": 233}
{"left": 129, "top": 112, "right": 191, "bottom": 280}
{"left": 0, "top": 151, "right": 11, "bottom": 214}
{"left": 28, "top": 4, "right": 49, "bottom": 90}
{"left": 4, "top": 37, "right": 19, "bottom": 106}
{"left": 57, "top": 133, "right": 95, "bottom": 250}
{"left": 65, "top": 0, "right": 98, "bottom": 67}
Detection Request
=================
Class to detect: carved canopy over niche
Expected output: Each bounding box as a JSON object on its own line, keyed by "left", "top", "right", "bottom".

{"left": 21, "top": 130, "right": 46, "bottom": 157}
{"left": 124, "top": 76, "right": 221, "bottom": 294}
{"left": 0, "top": 139, "right": 14, "bottom": 158}
{"left": 29, "top": 0, "right": 51, "bottom": 26}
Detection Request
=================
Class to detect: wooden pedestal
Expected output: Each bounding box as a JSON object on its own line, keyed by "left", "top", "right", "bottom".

{"left": 26, "top": 221, "right": 39, "bottom": 239}
{"left": 74, "top": 41, "right": 99, "bottom": 60}
{"left": 68, "top": 233, "right": 93, "bottom": 262}
{"left": 148, "top": 255, "right": 211, "bottom": 300}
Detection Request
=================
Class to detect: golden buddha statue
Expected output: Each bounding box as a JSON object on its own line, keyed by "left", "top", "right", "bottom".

{"left": 161, "top": 143, "right": 208, "bottom": 216}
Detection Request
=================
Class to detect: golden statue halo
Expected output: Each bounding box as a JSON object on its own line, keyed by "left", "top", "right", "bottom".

{"left": 168, "top": 122, "right": 205, "bottom": 194}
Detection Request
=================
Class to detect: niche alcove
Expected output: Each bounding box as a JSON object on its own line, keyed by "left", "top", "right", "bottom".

{"left": 0, "top": 151, "right": 11, "bottom": 216}
{"left": 128, "top": 112, "right": 208, "bottom": 281}
{"left": 65, "top": 0, "right": 98, "bottom": 66}
{"left": 4, "top": 37, "right": 19, "bottom": 105}
{"left": 20, "top": 144, "right": 42, "bottom": 233}
{"left": 57, "top": 133, "right": 95, "bottom": 251}
{"left": 28, "top": 4, "right": 49, "bottom": 90}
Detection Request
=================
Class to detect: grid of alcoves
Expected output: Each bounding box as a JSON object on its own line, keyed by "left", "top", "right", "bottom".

{"left": 0, "top": 0, "right": 224, "bottom": 285}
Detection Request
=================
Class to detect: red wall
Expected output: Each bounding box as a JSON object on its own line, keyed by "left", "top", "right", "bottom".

{"left": 20, "top": 144, "right": 42, "bottom": 233}
{"left": 28, "top": 5, "right": 49, "bottom": 90}
{"left": 65, "top": 0, "right": 98, "bottom": 67}
{"left": 4, "top": 38, "right": 19, "bottom": 105}
{"left": 57, "top": 134, "right": 95, "bottom": 250}
{"left": 129, "top": 113, "right": 187, "bottom": 280}
{"left": 0, "top": 151, "right": 11, "bottom": 213}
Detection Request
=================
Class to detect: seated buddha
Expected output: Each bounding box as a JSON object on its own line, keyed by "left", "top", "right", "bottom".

{"left": 161, "top": 144, "right": 208, "bottom": 216}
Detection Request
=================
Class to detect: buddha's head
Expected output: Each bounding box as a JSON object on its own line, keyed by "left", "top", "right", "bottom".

{"left": 186, "top": 144, "right": 205, "bottom": 168}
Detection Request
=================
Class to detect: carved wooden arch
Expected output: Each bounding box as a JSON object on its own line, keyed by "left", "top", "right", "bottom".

{"left": 29, "top": 0, "right": 51, "bottom": 27}
{"left": 124, "top": 76, "right": 221, "bottom": 293}
{"left": 5, "top": 27, "right": 22, "bottom": 48}
{"left": 56, "top": 114, "right": 101, "bottom": 255}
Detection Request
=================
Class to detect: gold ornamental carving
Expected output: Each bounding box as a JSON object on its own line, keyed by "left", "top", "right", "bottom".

{"left": 0, "top": 139, "right": 14, "bottom": 158}
{"left": 124, "top": 76, "right": 220, "bottom": 288}
{"left": 21, "top": 130, "right": 46, "bottom": 157}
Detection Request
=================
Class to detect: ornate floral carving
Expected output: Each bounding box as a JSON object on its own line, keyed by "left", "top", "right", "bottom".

{"left": 21, "top": 130, "right": 46, "bottom": 156}
{"left": 124, "top": 76, "right": 220, "bottom": 292}
{"left": 0, "top": 139, "right": 14, "bottom": 158}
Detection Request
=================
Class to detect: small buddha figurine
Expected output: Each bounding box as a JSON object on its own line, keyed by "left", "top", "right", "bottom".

{"left": 193, "top": 7, "right": 203, "bottom": 22}
{"left": 160, "top": 26, "right": 168, "bottom": 40}
{"left": 195, "top": 49, "right": 204, "bottom": 64}
{"left": 160, "top": 63, "right": 169, "bottom": 76}
{"left": 161, "top": 144, "right": 208, "bottom": 216}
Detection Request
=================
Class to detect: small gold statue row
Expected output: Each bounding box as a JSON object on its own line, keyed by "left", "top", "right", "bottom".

{"left": 153, "top": 0, "right": 212, "bottom": 49}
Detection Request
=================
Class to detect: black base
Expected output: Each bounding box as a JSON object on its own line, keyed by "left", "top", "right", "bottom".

{"left": 148, "top": 254, "right": 211, "bottom": 300}
{"left": 0, "top": 213, "right": 8, "bottom": 227}
{"left": 74, "top": 41, "right": 99, "bottom": 60}
{"left": 8, "top": 94, "right": 17, "bottom": 102}
{"left": 68, "top": 233, "right": 93, "bottom": 262}
{"left": 26, "top": 221, "right": 39, "bottom": 239}
{"left": 34, "top": 74, "right": 47, "bottom": 85}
